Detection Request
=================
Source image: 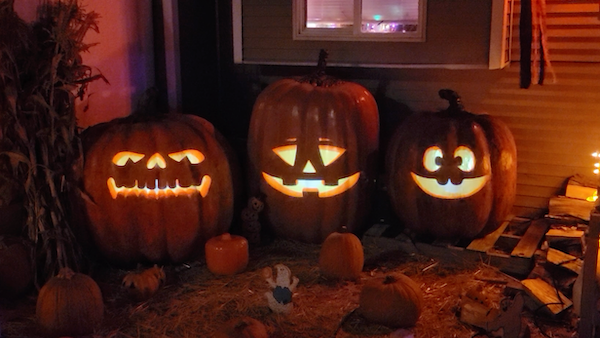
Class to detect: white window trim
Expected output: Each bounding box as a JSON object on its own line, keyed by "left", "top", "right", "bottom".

{"left": 232, "top": 0, "right": 511, "bottom": 70}
{"left": 292, "top": 0, "right": 427, "bottom": 42}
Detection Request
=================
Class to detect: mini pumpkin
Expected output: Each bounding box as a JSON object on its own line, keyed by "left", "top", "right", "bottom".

{"left": 122, "top": 265, "right": 166, "bottom": 300}
{"left": 319, "top": 226, "right": 364, "bottom": 280}
{"left": 36, "top": 267, "right": 104, "bottom": 337}
{"left": 80, "top": 111, "right": 239, "bottom": 265}
{"left": 247, "top": 50, "right": 379, "bottom": 243}
{"left": 386, "top": 89, "right": 517, "bottom": 240}
{"left": 205, "top": 233, "right": 249, "bottom": 275}
{"left": 358, "top": 273, "right": 423, "bottom": 328}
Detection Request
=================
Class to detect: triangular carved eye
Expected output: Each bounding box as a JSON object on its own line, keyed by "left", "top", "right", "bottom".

{"left": 273, "top": 145, "right": 297, "bottom": 166}
{"left": 112, "top": 151, "right": 145, "bottom": 166}
{"left": 168, "top": 149, "right": 205, "bottom": 164}
{"left": 318, "top": 145, "right": 345, "bottom": 166}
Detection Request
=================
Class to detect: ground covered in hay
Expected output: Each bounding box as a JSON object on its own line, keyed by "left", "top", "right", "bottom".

{"left": 1, "top": 238, "right": 580, "bottom": 338}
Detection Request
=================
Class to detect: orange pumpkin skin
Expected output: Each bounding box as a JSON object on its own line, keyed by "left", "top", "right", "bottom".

{"left": 386, "top": 90, "right": 516, "bottom": 240}
{"left": 36, "top": 267, "right": 104, "bottom": 337}
{"left": 358, "top": 274, "right": 423, "bottom": 328}
{"left": 205, "top": 233, "right": 249, "bottom": 275}
{"left": 81, "top": 113, "right": 238, "bottom": 265}
{"left": 248, "top": 78, "right": 379, "bottom": 243}
{"left": 319, "top": 227, "right": 364, "bottom": 280}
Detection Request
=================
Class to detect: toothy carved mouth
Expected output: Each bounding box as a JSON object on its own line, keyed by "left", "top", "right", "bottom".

{"left": 262, "top": 172, "right": 360, "bottom": 198}
{"left": 411, "top": 172, "right": 489, "bottom": 199}
{"left": 107, "top": 176, "right": 211, "bottom": 199}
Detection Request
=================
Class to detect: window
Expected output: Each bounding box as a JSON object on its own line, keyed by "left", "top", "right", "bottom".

{"left": 293, "top": 0, "right": 426, "bottom": 42}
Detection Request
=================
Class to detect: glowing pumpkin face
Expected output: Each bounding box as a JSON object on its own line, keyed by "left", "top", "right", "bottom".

{"left": 386, "top": 90, "right": 516, "bottom": 240}
{"left": 263, "top": 138, "right": 359, "bottom": 198}
{"left": 412, "top": 143, "right": 491, "bottom": 200}
{"left": 80, "top": 113, "right": 237, "bottom": 265}
{"left": 248, "top": 78, "right": 379, "bottom": 243}
{"left": 107, "top": 149, "right": 211, "bottom": 199}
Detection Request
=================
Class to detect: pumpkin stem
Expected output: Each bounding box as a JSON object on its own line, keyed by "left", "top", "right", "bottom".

{"left": 439, "top": 89, "right": 464, "bottom": 112}
{"left": 383, "top": 275, "right": 396, "bottom": 285}
{"left": 57, "top": 267, "right": 76, "bottom": 280}
{"left": 299, "top": 49, "right": 341, "bottom": 87}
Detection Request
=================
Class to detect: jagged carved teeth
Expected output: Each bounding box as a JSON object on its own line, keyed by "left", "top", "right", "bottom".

{"left": 107, "top": 176, "right": 211, "bottom": 199}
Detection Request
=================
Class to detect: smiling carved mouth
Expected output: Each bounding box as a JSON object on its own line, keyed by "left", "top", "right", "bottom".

{"left": 262, "top": 172, "right": 360, "bottom": 198}
{"left": 411, "top": 172, "right": 489, "bottom": 199}
{"left": 107, "top": 176, "right": 211, "bottom": 199}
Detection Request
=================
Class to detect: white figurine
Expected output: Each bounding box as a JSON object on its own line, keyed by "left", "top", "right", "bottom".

{"left": 263, "top": 264, "right": 299, "bottom": 314}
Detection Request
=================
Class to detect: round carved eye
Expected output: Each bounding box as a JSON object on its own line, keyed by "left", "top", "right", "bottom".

{"left": 423, "top": 146, "right": 443, "bottom": 172}
{"left": 273, "top": 145, "right": 297, "bottom": 166}
{"left": 454, "top": 146, "right": 475, "bottom": 172}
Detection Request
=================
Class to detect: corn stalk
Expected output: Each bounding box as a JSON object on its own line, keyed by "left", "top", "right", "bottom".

{"left": 0, "top": 0, "right": 106, "bottom": 285}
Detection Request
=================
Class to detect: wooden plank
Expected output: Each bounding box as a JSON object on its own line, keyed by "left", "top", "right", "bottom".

{"left": 467, "top": 218, "right": 510, "bottom": 252}
{"left": 579, "top": 210, "right": 600, "bottom": 337}
{"left": 511, "top": 220, "right": 550, "bottom": 258}
{"left": 522, "top": 278, "right": 573, "bottom": 316}
{"left": 546, "top": 248, "right": 583, "bottom": 274}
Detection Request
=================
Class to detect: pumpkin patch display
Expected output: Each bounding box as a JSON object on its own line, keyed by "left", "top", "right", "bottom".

{"left": 386, "top": 89, "right": 517, "bottom": 240}
{"left": 80, "top": 112, "right": 238, "bottom": 265}
{"left": 36, "top": 267, "right": 104, "bottom": 337}
{"left": 247, "top": 50, "right": 379, "bottom": 243}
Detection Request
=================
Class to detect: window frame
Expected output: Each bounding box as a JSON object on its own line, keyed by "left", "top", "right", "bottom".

{"left": 292, "top": 0, "right": 427, "bottom": 42}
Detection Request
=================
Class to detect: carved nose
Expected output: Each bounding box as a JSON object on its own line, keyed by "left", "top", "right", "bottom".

{"left": 302, "top": 160, "right": 317, "bottom": 173}
{"left": 147, "top": 153, "right": 167, "bottom": 169}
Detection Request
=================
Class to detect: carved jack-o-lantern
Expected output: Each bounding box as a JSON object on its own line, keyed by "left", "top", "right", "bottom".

{"left": 80, "top": 113, "right": 237, "bottom": 265}
{"left": 248, "top": 51, "right": 379, "bottom": 243}
{"left": 386, "top": 90, "right": 516, "bottom": 240}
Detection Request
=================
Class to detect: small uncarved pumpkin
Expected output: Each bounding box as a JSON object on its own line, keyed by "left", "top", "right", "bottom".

{"left": 319, "top": 226, "right": 364, "bottom": 280}
{"left": 358, "top": 273, "right": 423, "bottom": 328}
{"left": 0, "top": 237, "right": 33, "bottom": 299}
{"left": 122, "top": 265, "right": 166, "bottom": 300}
{"left": 205, "top": 233, "right": 249, "bottom": 275}
{"left": 36, "top": 267, "right": 104, "bottom": 337}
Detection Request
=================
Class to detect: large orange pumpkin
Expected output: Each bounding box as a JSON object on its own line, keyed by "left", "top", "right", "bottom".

{"left": 247, "top": 51, "right": 379, "bottom": 243}
{"left": 386, "top": 90, "right": 516, "bottom": 240}
{"left": 80, "top": 112, "right": 238, "bottom": 265}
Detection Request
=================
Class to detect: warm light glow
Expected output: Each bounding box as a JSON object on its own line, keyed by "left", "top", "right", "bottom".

{"left": 273, "top": 145, "right": 297, "bottom": 166}
{"left": 587, "top": 190, "right": 598, "bottom": 202}
{"left": 168, "top": 149, "right": 205, "bottom": 164}
{"left": 411, "top": 172, "right": 490, "bottom": 199}
{"left": 318, "top": 145, "right": 345, "bottom": 166}
{"left": 423, "top": 146, "right": 442, "bottom": 172}
{"left": 107, "top": 176, "right": 211, "bottom": 199}
{"left": 303, "top": 160, "right": 317, "bottom": 173}
{"left": 454, "top": 146, "right": 475, "bottom": 172}
{"left": 112, "top": 151, "right": 145, "bottom": 166}
{"left": 262, "top": 172, "right": 360, "bottom": 198}
{"left": 147, "top": 153, "right": 167, "bottom": 169}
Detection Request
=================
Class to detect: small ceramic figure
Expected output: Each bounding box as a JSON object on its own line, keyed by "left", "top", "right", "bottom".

{"left": 263, "top": 264, "right": 299, "bottom": 314}
{"left": 242, "top": 196, "right": 264, "bottom": 245}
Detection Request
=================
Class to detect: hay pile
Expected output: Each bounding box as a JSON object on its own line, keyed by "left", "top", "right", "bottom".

{"left": 1, "top": 238, "right": 577, "bottom": 337}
